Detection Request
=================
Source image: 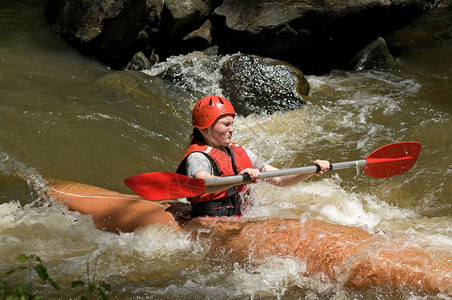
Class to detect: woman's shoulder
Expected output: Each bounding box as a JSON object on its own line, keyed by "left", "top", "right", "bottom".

{"left": 187, "top": 151, "right": 209, "bottom": 160}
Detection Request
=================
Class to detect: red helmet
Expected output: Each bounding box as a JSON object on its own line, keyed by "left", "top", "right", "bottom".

{"left": 192, "top": 96, "right": 235, "bottom": 129}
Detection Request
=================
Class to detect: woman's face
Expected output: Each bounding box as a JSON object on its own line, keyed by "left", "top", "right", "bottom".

{"left": 203, "top": 114, "right": 234, "bottom": 148}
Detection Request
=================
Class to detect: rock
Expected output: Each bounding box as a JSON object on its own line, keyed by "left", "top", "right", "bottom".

{"left": 220, "top": 55, "right": 310, "bottom": 115}
{"left": 213, "top": 0, "right": 425, "bottom": 74}
{"left": 182, "top": 20, "right": 214, "bottom": 52}
{"left": 350, "top": 37, "right": 396, "bottom": 71}
{"left": 45, "top": 0, "right": 426, "bottom": 74}
{"left": 45, "top": 0, "right": 164, "bottom": 69}
{"left": 202, "top": 45, "right": 219, "bottom": 56}
{"left": 126, "top": 52, "right": 151, "bottom": 70}
{"left": 162, "top": 0, "right": 214, "bottom": 37}
{"left": 146, "top": 52, "right": 310, "bottom": 115}
{"left": 149, "top": 50, "right": 160, "bottom": 66}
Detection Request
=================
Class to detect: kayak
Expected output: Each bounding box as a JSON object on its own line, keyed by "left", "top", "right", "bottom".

{"left": 45, "top": 179, "right": 452, "bottom": 296}
{"left": 46, "top": 180, "right": 183, "bottom": 233}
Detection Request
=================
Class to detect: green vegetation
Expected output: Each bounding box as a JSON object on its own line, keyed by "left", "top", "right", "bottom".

{"left": 0, "top": 254, "right": 110, "bottom": 300}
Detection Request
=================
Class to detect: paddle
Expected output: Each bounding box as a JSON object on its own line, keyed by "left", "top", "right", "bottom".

{"left": 124, "top": 142, "right": 421, "bottom": 201}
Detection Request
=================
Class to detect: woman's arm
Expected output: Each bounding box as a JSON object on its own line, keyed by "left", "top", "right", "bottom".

{"left": 262, "top": 160, "right": 330, "bottom": 187}
{"left": 194, "top": 168, "right": 261, "bottom": 193}
{"left": 189, "top": 152, "right": 330, "bottom": 191}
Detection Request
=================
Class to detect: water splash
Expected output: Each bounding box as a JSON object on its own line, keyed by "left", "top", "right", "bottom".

{"left": 0, "top": 150, "right": 48, "bottom": 197}
{"left": 144, "top": 51, "right": 237, "bottom": 97}
{"left": 244, "top": 173, "right": 419, "bottom": 232}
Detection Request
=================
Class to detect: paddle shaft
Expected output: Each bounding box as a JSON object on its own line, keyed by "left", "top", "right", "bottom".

{"left": 204, "top": 160, "right": 368, "bottom": 186}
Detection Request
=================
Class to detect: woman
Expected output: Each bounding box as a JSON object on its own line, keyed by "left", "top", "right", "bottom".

{"left": 176, "top": 96, "right": 330, "bottom": 218}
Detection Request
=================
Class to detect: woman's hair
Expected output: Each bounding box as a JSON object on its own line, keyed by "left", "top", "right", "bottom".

{"left": 191, "top": 127, "right": 204, "bottom": 142}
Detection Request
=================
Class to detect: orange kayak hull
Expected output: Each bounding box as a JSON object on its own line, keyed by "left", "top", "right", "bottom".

{"left": 45, "top": 180, "right": 452, "bottom": 296}
{"left": 46, "top": 180, "right": 180, "bottom": 233}
{"left": 189, "top": 217, "right": 452, "bottom": 296}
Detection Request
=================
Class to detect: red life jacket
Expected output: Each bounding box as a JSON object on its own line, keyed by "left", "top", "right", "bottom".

{"left": 176, "top": 138, "right": 253, "bottom": 204}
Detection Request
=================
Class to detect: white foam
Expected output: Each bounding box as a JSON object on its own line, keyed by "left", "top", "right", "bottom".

{"left": 0, "top": 201, "right": 24, "bottom": 230}
{"left": 244, "top": 174, "right": 417, "bottom": 232}
{"left": 143, "top": 51, "right": 237, "bottom": 96}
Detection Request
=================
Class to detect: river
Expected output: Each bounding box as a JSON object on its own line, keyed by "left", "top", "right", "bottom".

{"left": 1, "top": 0, "right": 451, "bottom": 299}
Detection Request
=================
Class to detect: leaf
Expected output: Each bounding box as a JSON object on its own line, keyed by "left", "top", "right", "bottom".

{"left": 5, "top": 266, "right": 27, "bottom": 276}
{"left": 34, "top": 265, "right": 49, "bottom": 281}
{"left": 17, "top": 254, "right": 29, "bottom": 262}
{"left": 47, "top": 277, "right": 60, "bottom": 290}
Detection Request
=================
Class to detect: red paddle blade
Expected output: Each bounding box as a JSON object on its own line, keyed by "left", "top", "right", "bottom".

{"left": 124, "top": 172, "right": 205, "bottom": 200}
{"left": 363, "top": 142, "right": 421, "bottom": 178}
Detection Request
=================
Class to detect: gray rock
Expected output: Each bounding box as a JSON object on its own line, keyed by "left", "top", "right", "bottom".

{"left": 126, "top": 52, "right": 151, "bottom": 70}
{"left": 146, "top": 52, "right": 310, "bottom": 115}
{"left": 45, "top": 0, "right": 164, "bottom": 69}
{"left": 220, "top": 55, "right": 310, "bottom": 115}
{"left": 162, "top": 0, "right": 214, "bottom": 37}
{"left": 45, "top": 0, "right": 425, "bottom": 74}
{"left": 213, "top": 0, "right": 425, "bottom": 74}
{"left": 350, "top": 37, "right": 396, "bottom": 71}
{"left": 183, "top": 20, "right": 214, "bottom": 51}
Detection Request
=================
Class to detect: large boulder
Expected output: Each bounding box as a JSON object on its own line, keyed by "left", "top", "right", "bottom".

{"left": 146, "top": 52, "right": 311, "bottom": 116}
{"left": 45, "top": 0, "right": 164, "bottom": 69}
{"left": 220, "top": 55, "right": 310, "bottom": 115}
{"left": 350, "top": 37, "right": 396, "bottom": 71}
{"left": 45, "top": 0, "right": 425, "bottom": 74}
{"left": 213, "top": 0, "right": 425, "bottom": 74}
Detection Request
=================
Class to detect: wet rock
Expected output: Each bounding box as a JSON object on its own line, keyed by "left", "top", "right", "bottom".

{"left": 146, "top": 52, "right": 310, "bottom": 115}
{"left": 126, "top": 52, "right": 151, "bottom": 71}
{"left": 45, "top": 0, "right": 426, "bottom": 74}
{"left": 144, "top": 51, "right": 222, "bottom": 101}
{"left": 220, "top": 55, "right": 310, "bottom": 115}
{"left": 350, "top": 37, "right": 396, "bottom": 71}
{"left": 45, "top": 0, "right": 164, "bottom": 69}
{"left": 213, "top": 0, "right": 425, "bottom": 74}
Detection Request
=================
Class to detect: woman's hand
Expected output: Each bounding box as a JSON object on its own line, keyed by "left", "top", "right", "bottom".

{"left": 314, "top": 160, "right": 331, "bottom": 175}
{"left": 239, "top": 168, "right": 261, "bottom": 183}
